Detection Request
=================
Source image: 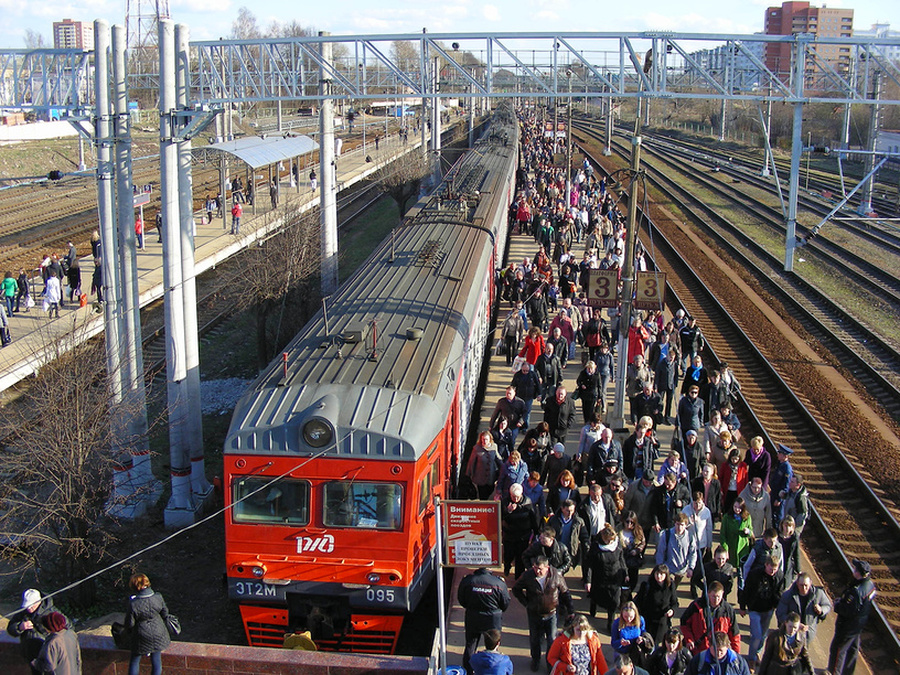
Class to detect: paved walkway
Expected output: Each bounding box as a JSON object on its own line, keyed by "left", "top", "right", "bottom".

{"left": 0, "top": 125, "right": 443, "bottom": 396}
{"left": 443, "top": 228, "right": 869, "bottom": 674}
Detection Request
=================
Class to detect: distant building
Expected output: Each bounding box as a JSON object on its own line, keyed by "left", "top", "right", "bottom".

{"left": 854, "top": 23, "right": 900, "bottom": 61}
{"left": 53, "top": 19, "right": 93, "bottom": 50}
{"left": 764, "top": 2, "right": 853, "bottom": 76}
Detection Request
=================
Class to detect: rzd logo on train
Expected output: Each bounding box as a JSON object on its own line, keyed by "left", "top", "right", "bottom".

{"left": 296, "top": 534, "right": 335, "bottom": 554}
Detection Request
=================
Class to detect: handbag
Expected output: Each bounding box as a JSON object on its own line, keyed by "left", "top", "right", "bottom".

{"left": 165, "top": 613, "right": 182, "bottom": 637}
{"left": 111, "top": 621, "right": 131, "bottom": 650}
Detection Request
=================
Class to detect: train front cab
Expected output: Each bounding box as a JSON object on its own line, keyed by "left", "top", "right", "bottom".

{"left": 225, "top": 426, "right": 455, "bottom": 653}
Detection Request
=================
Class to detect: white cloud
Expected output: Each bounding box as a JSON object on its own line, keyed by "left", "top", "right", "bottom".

{"left": 173, "top": 0, "right": 231, "bottom": 13}
{"left": 534, "top": 9, "right": 559, "bottom": 22}
{"left": 482, "top": 5, "right": 500, "bottom": 21}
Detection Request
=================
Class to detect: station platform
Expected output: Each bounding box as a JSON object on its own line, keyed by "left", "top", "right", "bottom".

{"left": 442, "top": 228, "right": 869, "bottom": 674}
{"left": 0, "top": 123, "right": 447, "bottom": 396}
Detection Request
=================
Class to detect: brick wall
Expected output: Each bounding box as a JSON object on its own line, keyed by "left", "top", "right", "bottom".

{"left": 0, "top": 631, "right": 430, "bottom": 674}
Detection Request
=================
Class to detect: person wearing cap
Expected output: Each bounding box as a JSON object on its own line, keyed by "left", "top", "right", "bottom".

{"left": 770, "top": 445, "right": 795, "bottom": 528}
{"left": 7, "top": 588, "right": 69, "bottom": 674}
{"left": 543, "top": 442, "right": 572, "bottom": 490}
{"left": 828, "top": 559, "right": 876, "bottom": 675}
{"left": 30, "top": 611, "right": 81, "bottom": 675}
{"left": 458, "top": 568, "right": 510, "bottom": 675}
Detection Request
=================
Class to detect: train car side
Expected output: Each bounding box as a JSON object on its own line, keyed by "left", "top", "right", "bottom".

{"left": 222, "top": 105, "right": 518, "bottom": 653}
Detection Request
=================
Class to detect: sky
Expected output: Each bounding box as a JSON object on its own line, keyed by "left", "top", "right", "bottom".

{"left": 1, "top": 0, "right": 897, "bottom": 46}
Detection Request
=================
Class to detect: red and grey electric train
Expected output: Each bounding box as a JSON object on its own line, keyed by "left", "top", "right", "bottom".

{"left": 222, "top": 104, "right": 519, "bottom": 653}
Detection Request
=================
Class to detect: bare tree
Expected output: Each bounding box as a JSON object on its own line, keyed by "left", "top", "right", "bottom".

{"left": 391, "top": 41, "right": 419, "bottom": 72}
{"left": 24, "top": 29, "right": 46, "bottom": 49}
{"left": 231, "top": 7, "right": 261, "bottom": 40}
{"left": 225, "top": 209, "right": 322, "bottom": 368}
{"left": 373, "top": 151, "right": 429, "bottom": 219}
{"left": 0, "top": 324, "right": 154, "bottom": 605}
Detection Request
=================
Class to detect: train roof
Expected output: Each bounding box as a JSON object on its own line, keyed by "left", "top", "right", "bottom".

{"left": 225, "top": 108, "right": 518, "bottom": 462}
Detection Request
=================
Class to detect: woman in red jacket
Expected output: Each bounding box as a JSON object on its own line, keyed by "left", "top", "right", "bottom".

{"left": 519, "top": 326, "right": 547, "bottom": 366}
{"left": 719, "top": 448, "right": 749, "bottom": 515}
{"left": 547, "top": 614, "right": 608, "bottom": 675}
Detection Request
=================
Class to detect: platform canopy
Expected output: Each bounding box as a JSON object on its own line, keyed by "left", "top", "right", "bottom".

{"left": 200, "top": 135, "right": 318, "bottom": 169}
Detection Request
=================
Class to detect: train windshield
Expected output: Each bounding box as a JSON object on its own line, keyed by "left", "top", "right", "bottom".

{"left": 323, "top": 482, "right": 403, "bottom": 530}
{"left": 232, "top": 477, "right": 310, "bottom": 525}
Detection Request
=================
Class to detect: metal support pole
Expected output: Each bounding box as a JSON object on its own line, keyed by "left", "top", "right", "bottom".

{"left": 176, "top": 24, "right": 210, "bottom": 501}
{"left": 319, "top": 33, "right": 338, "bottom": 295}
{"left": 858, "top": 71, "right": 880, "bottom": 215}
{"left": 277, "top": 99, "right": 283, "bottom": 133}
{"left": 111, "top": 24, "right": 153, "bottom": 516}
{"left": 431, "top": 56, "right": 441, "bottom": 181}
{"left": 434, "top": 497, "right": 448, "bottom": 675}
{"left": 94, "top": 21, "right": 124, "bottom": 408}
{"left": 565, "top": 73, "right": 572, "bottom": 209}
{"left": 604, "top": 88, "right": 613, "bottom": 156}
{"left": 159, "top": 18, "right": 194, "bottom": 525}
{"left": 612, "top": 109, "right": 643, "bottom": 428}
{"left": 761, "top": 88, "right": 773, "bottom": 177}
{"left": 784, "top": 41, "right": 807, "bottom": 273}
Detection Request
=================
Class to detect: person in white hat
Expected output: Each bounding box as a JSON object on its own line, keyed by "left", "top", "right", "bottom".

{"left": 6, "top": 588, "right": 69, "bottom": 674}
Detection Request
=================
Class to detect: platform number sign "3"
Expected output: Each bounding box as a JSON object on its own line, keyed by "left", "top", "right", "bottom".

{"left": 585, "top": 269, "right": 618, "bottom": 308}
{"left": 634, "top": 271, "right": 666, "bottom": 310}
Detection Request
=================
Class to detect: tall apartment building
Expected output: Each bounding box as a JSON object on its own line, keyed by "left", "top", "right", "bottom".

{"left": 764, "top": 2, "right": 853, "bottom": 76}
{"left": 854, "top": 22, "right": 900, "bottom": 61}
{"left": 53, "top": 19, "right": 94, "bottom": 50}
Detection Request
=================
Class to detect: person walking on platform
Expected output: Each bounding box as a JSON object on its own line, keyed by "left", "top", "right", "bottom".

{"left": 231, "top": 200, "right": 243, "bottom": 235}
{"left": 828, "top": 559, "right": 876, "bottom": 675}
{"left": 776, "top": 572, "right": 831, "bottom": 646}
{"left": 548, "top": 614, "right": 608, "bottom": 675}
{"left": 512, "top": 555, "right": 574, "bottom": 672}
{"left": 543, "top": 387, "right": 577, "bottom": 445}
{"left": 458, "top": 568, "right": 510, "bottom": 675}
{"left": 7, "top": 589, "right": 69, "bottom": 675}
{"left": 684, "top": 632, "right": 749, "bottom": 675}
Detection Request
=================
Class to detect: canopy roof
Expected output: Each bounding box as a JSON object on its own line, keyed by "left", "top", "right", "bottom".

{"left": 201, "top": 135, "right": 318, "bottom": 169}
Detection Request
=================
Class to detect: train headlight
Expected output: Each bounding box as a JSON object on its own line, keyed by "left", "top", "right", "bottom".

{"left": 251, "top": 565, "right": 266, "bottom": 578}
{"left": 303, "top": 419, "right": 333, "bottom": 448}
{"left": 367, "top": 573, "right": 382, "bottom": 584}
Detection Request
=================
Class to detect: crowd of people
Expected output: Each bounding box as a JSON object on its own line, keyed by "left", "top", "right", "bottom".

{"left": 457, "top": 111, "right": 875, "bottom": 675}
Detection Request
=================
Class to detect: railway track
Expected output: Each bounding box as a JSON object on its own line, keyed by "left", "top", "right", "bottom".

{"left": 621, "top": 121, "right": 900, "bottom": 218}
{"left": 638, "top": 131, "right": 900, "bottom": 257}
{"left": 577, "top": 128, "right": 900, "bottom": 425}
{"left": 576, "top": 135, "right": 900, "bottom": 669}
{"left": 576, "top": 122, "right": 900, "bottom": 314}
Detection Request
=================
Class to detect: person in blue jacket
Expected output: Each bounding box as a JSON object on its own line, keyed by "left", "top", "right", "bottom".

{"left": 470, "top": 629, "right": 513, "bottom": 675}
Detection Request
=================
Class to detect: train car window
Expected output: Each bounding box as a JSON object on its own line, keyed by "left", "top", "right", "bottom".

{"left": 323, "top": 482, "right": 403, "bottom": 530}
{"left": 232, "top": 477, "right": 310, "bottom": 525}
{"left": 418, "top": 462, "right": 441, "bottom": 516}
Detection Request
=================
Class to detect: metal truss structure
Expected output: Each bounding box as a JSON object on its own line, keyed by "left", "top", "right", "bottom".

{"left": 0, "top": 31, "right": 899, "bottom": 112}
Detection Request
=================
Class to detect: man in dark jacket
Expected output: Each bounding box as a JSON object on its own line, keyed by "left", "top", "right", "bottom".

{"left": 677, "top": 386, "right": 704, "bottom": 448}
{"left": 654, "top": 349, "right": 678, "bottom": 424}
{"left": 739, "top": 556, "right": 784, "bottom": 669}
{"left": 458, "top": 567, "right": 511, "bottom": 675}
{"left": 542, "top": 386, "right": 577, "bottom": 445}
{"left": 500, "top": 483, "right": 537, "bottom": 579}
{"left": 526, "top": 287, "right": 549, "bottom": 331}
{"left": 828, "top": 559, "right": 876, "bottom": 675}
{"left": 522, "top": 527, "right": 572, "bottom": 575}
{"left": 548, "top": 500, "right": 589, "bottom": 574}
{"left": 512, "top": 555, "right": 574, "bottom": 671}
{"left": 535, "top": 344, "right": 563, "bottom": 402}
{"left": 6, "top": 588, "right": 68, "bottom": 675}
{"left": 586, "top": 428, "right": 623, "bottom": 485}
{"left": 650, "top": 473, "right": 691, "bottom": 532}
{"left": 511, "top": 362, "right": 542, "bottom": 428}
{"left": 489, "top": 386, "right": 528, "bottom": 445}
